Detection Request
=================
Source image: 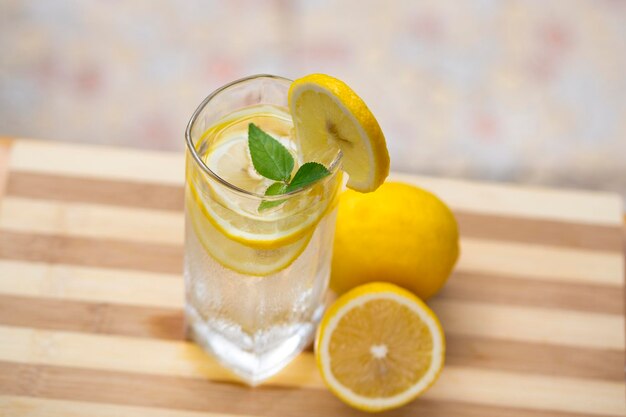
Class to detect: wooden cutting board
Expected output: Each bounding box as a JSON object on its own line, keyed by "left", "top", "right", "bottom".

{"left": 0, "top": 138, "right": 624, "bottom": 417}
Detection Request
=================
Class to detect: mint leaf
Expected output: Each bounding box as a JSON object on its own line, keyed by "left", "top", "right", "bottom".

{"left": 247, "top": 124, "right": 331, "bottom": 210}
{"left": 286, "top": 162, "right": 331, "bottom": 193}
{"left": 248, "top": 123, "right": 294, "bottom": 182}
{"left": 258, "top": 182, "right": 288, "bottom": 211}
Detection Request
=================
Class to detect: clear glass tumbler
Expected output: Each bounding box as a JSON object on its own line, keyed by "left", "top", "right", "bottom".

{"left": 184, "top": 75, "right": 342, "bottom": 384}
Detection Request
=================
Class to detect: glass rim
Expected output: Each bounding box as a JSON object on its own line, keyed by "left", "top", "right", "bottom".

{"left": 185, "top": 74, "right": 342, "bottom": 200}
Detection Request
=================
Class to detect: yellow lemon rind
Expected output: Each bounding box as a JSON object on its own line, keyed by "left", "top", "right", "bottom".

{"left": 188, "top": 171, "right": 338, "bottom": 250}
{"left": 289, "top": 73, "right": 390, "bottom": 193}
{"left": 187, "top": 187, "right": 314, "bottom": 276}
{"left": 315, "top": 282, "right": 445, "bottom": 412}
{"left": 330, "top": 181, "right": 460, "bottom": 300}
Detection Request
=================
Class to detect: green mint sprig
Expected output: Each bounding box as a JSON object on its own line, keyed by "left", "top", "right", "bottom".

{"left": 248, "top": 123, "right": 330, "bottom": 211}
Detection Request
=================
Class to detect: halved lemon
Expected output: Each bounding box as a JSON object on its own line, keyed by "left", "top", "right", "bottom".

{"left": 289, "top": 74, "right": 390, "bottom": 192}
{"left": 315, "top": 282, "right": 445, "bottom": 412}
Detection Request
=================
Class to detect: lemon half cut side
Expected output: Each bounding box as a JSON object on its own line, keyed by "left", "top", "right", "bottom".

{"left": 315, "top": 282, "right": 445, "bottom": 412}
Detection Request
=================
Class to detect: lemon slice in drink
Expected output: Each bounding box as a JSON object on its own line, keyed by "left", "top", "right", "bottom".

{"left": 315, "top": 282, "right": 445, "bottom": 412}
{"left": 289, "top": 74, "right": 390, "bottom": 192}
{"left": 187, "top": 184, "right": 314, "bottom": 276}
{"left": 197, "top": 128, "right": 338, "bottom": 251}
{"left": 186, "top": 102, "right": 343, "bottom": 275}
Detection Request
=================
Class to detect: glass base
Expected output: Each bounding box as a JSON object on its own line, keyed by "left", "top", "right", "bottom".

{"left": 185, "top": 304, "right": 322, "bottom": 385}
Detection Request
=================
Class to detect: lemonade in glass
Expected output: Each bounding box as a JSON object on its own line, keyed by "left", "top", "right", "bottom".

{"left": 184, "top": 73, "right": 441, "bottom": 414}
{"left": 184, "top": 75, "right": 342, "bottom": 384}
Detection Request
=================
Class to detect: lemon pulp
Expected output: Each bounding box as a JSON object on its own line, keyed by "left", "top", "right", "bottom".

{"left": 289, "top": 74, "right": 390, "bottom": 192}
{"left": 316, "top": 282, "right": 445, "bottom": 412}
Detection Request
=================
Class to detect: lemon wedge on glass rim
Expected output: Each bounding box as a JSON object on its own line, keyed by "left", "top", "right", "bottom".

{"left": 315, "top": 282, "right": 445, "bottom": 412}
{"left": 289, "top": 74, "right": 390, "bottom": 192}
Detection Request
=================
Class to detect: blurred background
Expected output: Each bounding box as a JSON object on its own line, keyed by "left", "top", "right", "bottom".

{"left": 1, "top": 0, "right": 625, "bottom": 200}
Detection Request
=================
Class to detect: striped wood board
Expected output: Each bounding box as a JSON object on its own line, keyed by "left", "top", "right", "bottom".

{"left": 0, "top": 138, "right": 624, "bottom": 416}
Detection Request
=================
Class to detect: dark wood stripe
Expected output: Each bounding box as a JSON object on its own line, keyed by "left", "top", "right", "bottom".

{"left": 6, "top": 171, "right": 184, "bottom": 211}
{"left": 6, "top": 171, "right": 623, "bottom": 252}
{"left": 0, "top": 231, "right": 620, "bottom": 315}
{"left": 455, "top": 211, "right": 623, "bottom": 253}
{"left": 0, "top": 230, "right": 183, "bottom": 274}
{"left": 622, "top": 219, "right": 625, "bottom": 381}
{"left": 0, "top": 294, "right": 184, "bottom": 341}
{"left": 440, "top": 271, "right": 624, "bottom": 315}
{"left": 0, "top": 294, "right": 621, "bottom": 382}
{"left": 0, "top": 139, "right": 13, "bottom": 201}
{"left": 1, "top": 230, "right": 620, "bottom": 316}
{"left": 445, "top": 334, "right": 623, "bottom": 382}
{"left": 0, "top": 362, "right": 610, "bottom": 417}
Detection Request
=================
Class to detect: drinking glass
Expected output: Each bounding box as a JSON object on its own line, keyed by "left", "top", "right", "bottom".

{"left": 184, "top": 75, "right": 342, "bottom": 384}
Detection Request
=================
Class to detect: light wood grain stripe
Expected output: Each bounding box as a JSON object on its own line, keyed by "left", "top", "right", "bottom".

{"left": 0, "top": 260, "right": 182, "bottom": 308}
{"left": 0, "top": 138, "right": 13, "bottom": 200}
{"left": 2, "top": 374, "right": 611, "bottom": 417}
{"left": 0, "top": 325, "right": 317, "bottom": 387}
{"left": 5, "top": 171, "right": 623, "bottom": 253}
{"left": 0, "top": 294, "right": 621, "bottom": 382}
{"left": 0, "top": 360, "right": 622, "bottom": 416}
{"left": 0, "top": 257, "right": 622, "bottom": 315}
{"left": 0, "top": 291, "right": 621, "bottom": 367}
{"left": 3, "top": 198, "right": 625, "bottom": 274}
{"left": 0, "top": 260, "right": 182, "bottom": 307}
{"left": 0, "top": 390, "right": 613, "bottom": 417}
{"left": 459, "top": 239, "right": 624, "bottom": 286}
{"left": 430, "top": 299, "right": 624, "bottom": 350}
{"left": 0, "top": 396, "right": 255, "bottom": 417}
{"left": 0, "top": 231, "right": 182, "bottom": 274}
{"left": 1, "top": 229, "right": 622, "bottom": 286}
{"left": 0, "top": 252, "right": 622, "bottom": 314}
{"left": 9, "top": 139, "right": 184, "bottom": 185}
{"left": 8, "top": 139, "right": 623, "bottom": 226}
{"left": 0, "top": 396, "right": 251, "bottom": 417}
{"left": 0, "top": 197, "right": 183, "bottom": 245}
{"left": 392, "top": 172, "right": 624, "bottom": 226}
{"left": 6, "top": 171, "right": 184, "bottom": 211}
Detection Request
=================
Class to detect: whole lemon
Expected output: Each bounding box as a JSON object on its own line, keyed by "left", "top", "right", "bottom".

{"left": 331, "top": 182, "right": 459, "bottom": 300}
